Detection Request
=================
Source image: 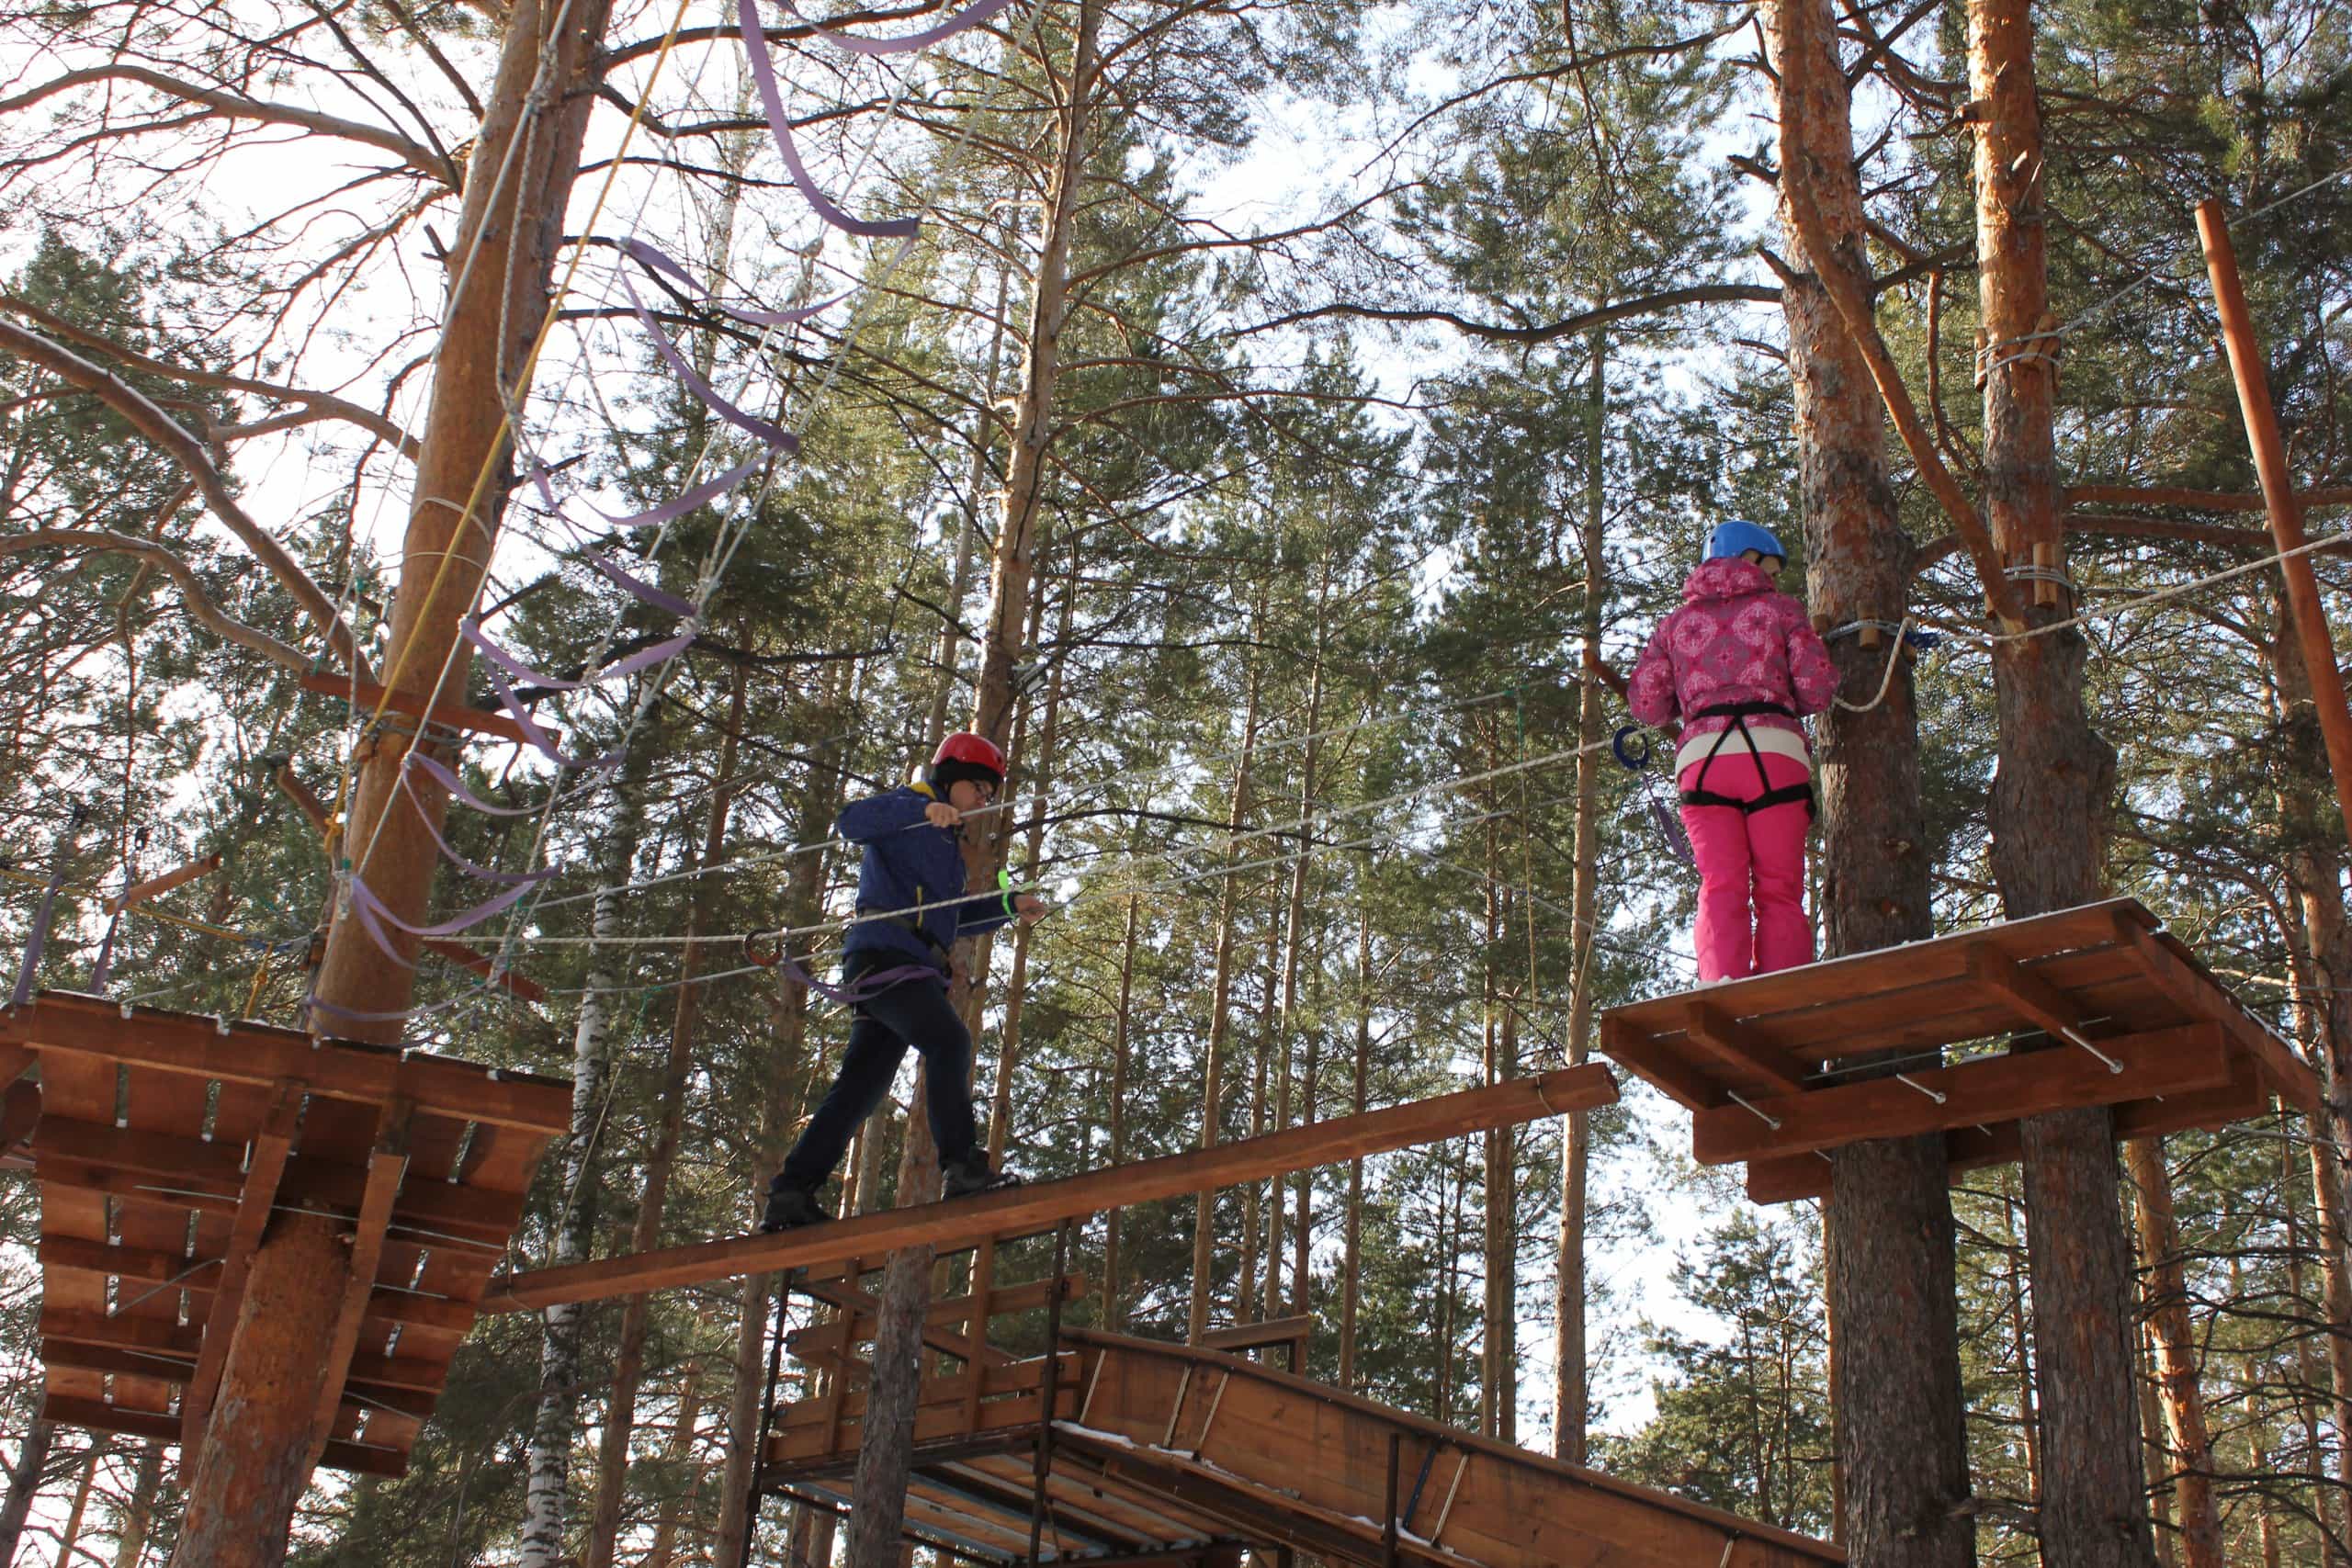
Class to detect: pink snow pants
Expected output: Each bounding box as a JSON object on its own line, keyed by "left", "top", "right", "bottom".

{"left": 1677, "top": 751, "right": 1815, "bottom": 984}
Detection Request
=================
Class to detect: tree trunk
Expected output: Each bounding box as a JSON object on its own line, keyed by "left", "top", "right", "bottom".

{"left": 1242, "top": 895, "right": 1280, "bottom": 1323}
{"left": 585, "top": 674, "right": 748, "bottom": 1568}
{"left": 847, "top": 13, "right": 1100, "bottom": 1559}
{"left": 2137, "top": 1319, "right": 2179, "bottom": 1568}
{"left": 1340, "top": 896, "right": 1372, "bottom": 1393}
{"left": 169, "top": 0, "right": 614, "bottom": 1553}
{"left": 1268, "top": 590, "right": 1329, "bottom": 1324}
{"left": 1189, "top": 597, "right": 1268, "bottom": 1342}
{"left": 1966, "top": 4, "right": 2143, "bottom": 1563}
{"left": 521, "top": 811, "right": 642, "bottom": 1568}
{"left": 715, "top": 700, "right": 856, "bottom": 1568}
{"left": 1481, "top": 799, "right": 1515, "bottom": 1443}
{"left": 1769, "top": 2, "right": 1974, "bottom": 1563}
{"left": 110, "top": 1441, "right": 164, "bottom": 1568}
{"left": 1555, "top": 327, "right": 1607, "bottom": 1465}
{"left": 0, "top": 1421, "right": 56, "bottom": 1568}
{"left": 923, "top": 240, "right": 1013, "bottom": 750}
{"left": 2126, "top": 1137, "right": 2224, "bottom": 1567}
{"left": 641, "top": 1356, "right": 709, "bottom": 1568}
{"left": 1104, "top": 883, "right": 1141, "bottom": 1331}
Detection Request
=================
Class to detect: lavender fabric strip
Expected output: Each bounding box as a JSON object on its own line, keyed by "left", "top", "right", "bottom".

{"left": 465, "top": 618, "right": 590, "bottom": 692}
{"left": 770, "top": 0, "right": 1017, "bottom": 55}
{"left": 586, "top": 553, "right": 701, "bottom": 620}
{"left": 87, "top": 908, "right": 123, "bottom": 994}
{"left": 620, "top": 276, "right": 800, "bottom": 452}
{"left": 406, "top": 752, "right": 550, "bottom": 819}
{"left": 8, "top": 857, "right": 69, "bottom": 1010}
{"left": 555, "top": 457, "right": 768, "bottom": 534}
{"left": 400, "top": 773, "right": 555, "bottom": 886}
{"left": 741, "top": 0, "right": 922, "bottom": 241}
{"left": 350, "top": 870, "right": 545, "bottom": 940}
{"left": 616, "top": 238, "right": 852, "bottom": 328}
{"left": 481, "top": 661, "right": 628, "bottom": 773}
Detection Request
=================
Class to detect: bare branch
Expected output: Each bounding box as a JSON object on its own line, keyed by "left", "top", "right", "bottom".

{"left": 0, "top": 528, "right": 311, "bottom": 672}
{"left": 1219, "top": 283, "right": 1781, "bottom": 345}
{"left": 0, "top": 66, "right": 452, "bottom": 186}
{"left": 0, "top": 320, "right": 373, "bottom": 680}
{"left": 1, "top": 295, "right": 420, "bottom": 460}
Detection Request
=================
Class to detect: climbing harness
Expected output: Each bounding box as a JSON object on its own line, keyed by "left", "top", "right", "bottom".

{"left": 1676, "top": 702, "right": 1816, "bottom": 820}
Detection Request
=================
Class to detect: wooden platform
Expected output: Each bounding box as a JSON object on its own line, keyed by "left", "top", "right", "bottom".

{"left": 1, "top": 991, "right": 571, "bottom": 1475}
{"left": 1599, "top": 899, "right": 2316, "bottom": 1204}
{"left": 765, "top": 1322, "right": 1845, "bottom": 1567}
{"left": 480, "top": 1064, "right": 1619, "bottom": 1314}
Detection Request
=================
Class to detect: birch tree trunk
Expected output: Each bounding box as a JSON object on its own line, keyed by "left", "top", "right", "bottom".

{"left": 1769, "top": 2, "right": 1973, "bottom": 1562}
{"left": 1966, "top": 6, "right": 2143, "bottom": 1562}
{"left": 519, "top": 823, "right": 639, "bottom": 1568}
{"left": 584, "top": 671, "right": 749, "bottom": 1568}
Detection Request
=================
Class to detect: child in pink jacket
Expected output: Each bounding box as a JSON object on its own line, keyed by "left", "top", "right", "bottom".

{"left": 1628, "top": 522, "right": 1839, "bottom": 983}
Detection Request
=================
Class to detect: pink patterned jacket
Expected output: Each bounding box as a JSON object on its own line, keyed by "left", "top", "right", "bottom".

{"left": 1626, "top": 558, "right": 1838, "bottom": 755}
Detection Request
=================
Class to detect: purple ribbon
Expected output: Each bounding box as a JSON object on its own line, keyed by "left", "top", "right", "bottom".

{"left": 463, "top": 619, "right": 695, "bottom": 692}
{"left": 771, "top": 0, "right": 1017, "bottom": 54}
{"left": 481, "top": 660, "right": 628, "bottom": 772}
{"left": 620, "top": 275, "right": 801, "bottom": 452}
{"left": 585, "top": 554, "right": 701, "bottom": 620}
{"left": 1648, "top": 795, "right": 1696, "bottom": 868}
{"left": 303, "top": 989, "right": 479, "bottom": 1029}
{"left": 529, "top": 457, "right": 771, "bottom": 536}
{"left": 399, "top": 773, "right": 555, "bottom": 886}
{"left": 741, "top": 0, "right": 922, "bottom": 241}
{"left": 772, "top": 951, "right": 944, "bottom": 1006}
{"left": 405, "top": 752, "right": 551, "bottom": 819}
{"left": 8, "top": 853, "right": 73, "bottom": 1010}
{"left": 616, "top": 238, "right": 853, "bottom": 328}
{"left": 347, "top": 872, "right": 546, "bottom": 952}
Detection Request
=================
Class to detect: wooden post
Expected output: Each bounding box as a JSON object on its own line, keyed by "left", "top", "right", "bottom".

{"left": 2198, "top": 199, "right": 2352, "bottom": 858}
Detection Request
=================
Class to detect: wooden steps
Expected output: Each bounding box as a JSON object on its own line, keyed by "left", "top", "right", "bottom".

{"left": 1598, "top": 898, "right": 2313, "bottom": 1204}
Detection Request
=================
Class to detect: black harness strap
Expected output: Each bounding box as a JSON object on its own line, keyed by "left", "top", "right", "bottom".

{"left": 1677, "top": 699, "right": 1816, "bottom": 818}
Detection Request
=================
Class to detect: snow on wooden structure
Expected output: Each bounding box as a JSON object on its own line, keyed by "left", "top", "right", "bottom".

{"left": 3, "top": 991, "right": 571, "bottom": 1476}
{"left": 1599, "top": 898, "right": 2316, "bottom": 1204}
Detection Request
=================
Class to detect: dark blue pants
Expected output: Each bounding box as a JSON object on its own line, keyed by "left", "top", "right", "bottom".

{"left": 775, "top": 956, "right": 978, "bottom": 1194}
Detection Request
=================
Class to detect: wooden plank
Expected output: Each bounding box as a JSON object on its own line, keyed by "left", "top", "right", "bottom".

{"left": 768, "top": 1382, "right": 1070, "bottom": 1464}
{"left": 1745, "top": 1058, "right": 2275, "bottom": 1203}
{"left": 0, "top": 1078, "right": 37, "bottom": 1150}
{"left": 1691, "top": 1024, "right": 2231, "bottom": 1167}
{"left": 1599, "top": 1015, "right": 1721, "bottom": 1111}
{"left": 1967, "top": 944, "right": 2092, "bottom": 1039}
{"left": 775, "top": 1353, "right": 1080, "bottom": 1432}
{"left": 105, "top": 854, "right": 222, "bottom": 914}
{"left": 1680, "top": 1002, "right": 1810, "bottom": 1095}
{"left": 421, "top": 940, "right": 548, "bottom": 1004}
{"left": 484, "top": 1065, "right": 1619, "bottom": 1313}
{"left": 39, "top": 1237, "right": 222, "bottom": 1288}
{"left": 787, "top": 1274, "right": 1083, "bottom": 1359}
{"left": 180, "top": 1081, "right": 302, "bottom": 1446}
{"left": 1199, "top": 1315, "right": 1314, "bottom": 1355}
{"left": 299, "top": 669, "right": 532, "bottom": 745}
{"left": 309, "top": 1104, "right": 413, "bottom": 1466}
{"left": 2111, "top": 917, "right": 2320, "bottom": 1110}
{"left": 5, "top": 993, "right": 571, "bottom": 1131}
{"left": 0, "top": 1043, "right": 31, "bottom": 1084}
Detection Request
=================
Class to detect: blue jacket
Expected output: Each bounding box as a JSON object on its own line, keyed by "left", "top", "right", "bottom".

{"left": 837, "top": 783, "right": 1016, "bottom": 970}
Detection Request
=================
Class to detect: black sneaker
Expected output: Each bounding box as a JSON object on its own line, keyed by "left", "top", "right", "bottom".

{"left": 761, "top": 1183, "right": 827, "bottom": 1233}
{"left": 941, "top": 1156, "right": 1021, "bottom": 1200}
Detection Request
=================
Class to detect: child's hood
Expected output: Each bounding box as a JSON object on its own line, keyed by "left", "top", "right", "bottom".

{"left": 1681, "top": 557, "right": 1781, "bottom": 604}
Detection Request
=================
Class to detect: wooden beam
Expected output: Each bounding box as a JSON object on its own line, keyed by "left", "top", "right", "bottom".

{"left": 787, "top": 1274, "right": 1083, "bottom": 1359}
{"left": 2109, "top": 916, "right": 2319, "bottom": 1110}
{"left": 1199, "top": 1316, "right": 1314, "bottom": 1356}
{"left": 0, "top": 1043, "right": 33, "bottom": 1085}
{"left": 1966, "top": 944, "right": 2091, "bottom": 1041}
{"left": 1679, "top": 1002, "right": 1809, "bottom": 1096}
{"left": 1599, "top": 1015, "right": 1721, "bottom": 1111}
{"left": 1, "top": 1078, "right": 36, "bottom": 1151}
{"left": 105, "top": 854, "right": 223, "bottom": 914}
{"left": 299, "top": 670, "right": 532, "bottom": 746}
{"left": 1692, "top": 1023, "right": 2231, "bottom": 1167}
{"left": 482, "top": 1065, "right": 1618, "bottom": 1314}
{"left": 420, "top": 939, "right": 548, "bottom": 1004}
{"left": 180, "top": 1082, "right": 302, "bottom": 1447}
{"left": 5, "top": 992, "right": 572, "bottom": 1131}
{"left": 308, "top": 1103, "right": 413, "bottom": 1467}
{"left": 39, "top": 1236, "right": 221, "bottom": 1287}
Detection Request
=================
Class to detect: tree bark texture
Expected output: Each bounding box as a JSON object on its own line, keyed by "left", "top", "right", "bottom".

{"left": 1965, "top": 5, "right": 2143, "bottom": 1564}
{"left": 1768, "top": 2, "right": 1974, "bottom": 1563}
{"left": 2125, "top": 1138, "right": 2224, "bottom": 1568}
{"left": 1340, "top": 897, "right": 1372, "bottom": 1393}
{"left": 111, "top": 1440, "right": 165, "bottom": 1568}
{"left": 0, "top": 1420, "right": 55, "bottom": 1568}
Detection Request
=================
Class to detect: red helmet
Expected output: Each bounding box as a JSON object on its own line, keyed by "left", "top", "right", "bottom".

{"left": 932, "top": 732, "right": 1006, "bottom": 779}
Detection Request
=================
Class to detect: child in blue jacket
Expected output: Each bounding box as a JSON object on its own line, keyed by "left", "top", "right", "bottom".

{"left": 763, "top": 733, "right": 1046, "bottom": 1231}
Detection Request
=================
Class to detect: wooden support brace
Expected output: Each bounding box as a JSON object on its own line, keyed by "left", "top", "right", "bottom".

{"left": 1599, "top": 1016, "right": 1720, "bottom": 1111}
{"left": 1678, "top": 1002, "right": 1809, "bottom": 1096}
{"left": 1966, "top": 943, "right": 2091, "bottom": 1043}
{"left": 421, "top": 939, "right": 548, "bottom": 1004}
{"left": 105, "top": 854, "right": 223, "bottom": 914}
{"left": 179, "top": 1080, "right": 302, "bottom": 1446}
{"left": 1691, "top": 1023, "right": 2231, "bottom": 1167}
{"left": 2109, "top": 914, "right": 2319, "bottom": 1110}
{"left": 484, "top": 1065, "right": 1618, "bottom": 1313}
{"left": 308, "top": 1101, "right": 413, "bottom": 1467}
{"left": 299, "top": 671, "right": 532, "bottom": 746}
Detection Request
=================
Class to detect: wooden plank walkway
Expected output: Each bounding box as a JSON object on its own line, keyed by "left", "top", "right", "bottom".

{"left": 4, "top": 992, "right": 571, "bottom": 1476}
{"left": 481, "top": 1064, "right": 1617, "bottom": 1313}
{"left": 1599, "top": 899, "right": 2313, "bottom": 1203}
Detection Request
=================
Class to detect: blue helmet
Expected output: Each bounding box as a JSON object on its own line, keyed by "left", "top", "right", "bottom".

{"left": 1705, "top": 520, "right": 1787, "bottom": 564}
